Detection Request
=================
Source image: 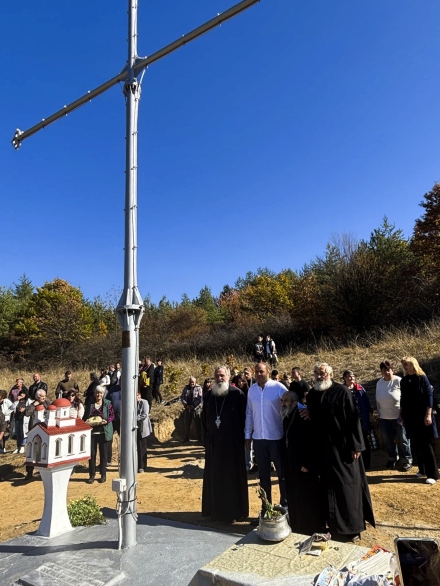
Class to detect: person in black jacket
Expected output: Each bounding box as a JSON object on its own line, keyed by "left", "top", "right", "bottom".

{"left": 400, "top": 356, "right": 439, "bottom": 485}
{"left": 28, "top": 373, "right": 48, "bottom": 400}
{"left": 253, "top": 336, "right": 265, "bottom": 362}
{"left": 139, "top": 356, "right": 155, "bottom": 410}
{"left": 83, "top": 372, "right": 101, "bottom": 405}
{"left": 282, "top": 390, "right": 324, "bottom": 534}
{"left": 153, "top": 359, "right": 164, "bottom": 404}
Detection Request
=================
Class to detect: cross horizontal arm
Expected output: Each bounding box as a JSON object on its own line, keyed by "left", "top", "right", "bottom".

{"left": 11, "top": 70, "right": 127, "bottom": 149}
{"left": 133, "top": 0, "right": 260, "bottom": 76}
{"left": 12, "top": 0, "right": 260, "bottom": 149}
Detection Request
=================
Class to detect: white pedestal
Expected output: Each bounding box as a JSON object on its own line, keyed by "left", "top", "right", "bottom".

{"left": 36, "top": 464, "right": 74, "bottom": 538}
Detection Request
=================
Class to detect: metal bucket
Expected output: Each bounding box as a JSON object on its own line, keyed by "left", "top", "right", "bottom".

{"left": 256, "top": 506, "right": 291, "bottom": 542}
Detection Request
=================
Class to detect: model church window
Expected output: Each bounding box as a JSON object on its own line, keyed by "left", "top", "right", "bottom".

{"left": 68, "top": 435, "right": 74, "bottom": 454}
{"left": 55, "top": 438, "right": 62, "bottom": 457}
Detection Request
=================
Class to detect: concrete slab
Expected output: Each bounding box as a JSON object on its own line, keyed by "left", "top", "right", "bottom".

{"left": 190, "top": 531, "right": 368, "bottom": 586}
{"left": 0, "top": 513, "right": 241, "bottom": 586}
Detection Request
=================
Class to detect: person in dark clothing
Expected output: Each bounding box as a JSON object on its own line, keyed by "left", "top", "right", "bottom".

{"left": 28, "top": 373, "right": 48, "bottom": 401}
{"left": 83, "top": 372, "right": 101, "bottom": 405}
{"left": 55, "top": 371, "right": 80, "bottom": 400}
{"left": 281, "top": 390, "right": 325, "bottom": 535}
{"left": 265, "top": 335, "right": 278, "bottom": 366}
{"left": 180, "top": 377, "right": 203, "bottom": 442}
{"left": 307, "top": 362, "right": 375, "bottom": 541}
{"left": 108, "top": 364, "right": 119, "bottom": 389}
{"left": 107, "top": 384, "right": 121, "bottom": 464}
{"left": 9, "top": 378, "right": 29, "bottom": 403}
{"left": 201, "top": 366, "right": 249, "bottom": 522}
{"left": 139, "top": 356, "right": 155, "bottom": 410}
{"left": 342, "top": 370, "right": 373, "bottom": 471}
{"left": 289, "top": 367, "right": 310, "bottom": 404}
{"left": 24, "top": 390, "right": 50, "bottom": 479}
{"left": 253, "top": 336, "right": 265, "bottom": 363}
{"left": 152, "top": 359, "right": 164, "bottom": 404}
{"left": 400, "top": 356, "right": 439, "bottom": 484}
{"left": 83, "top": 386, "right": 114, "bottom": 483}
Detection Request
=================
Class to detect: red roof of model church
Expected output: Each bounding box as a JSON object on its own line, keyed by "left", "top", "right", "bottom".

{"left": 34, "top": 419, "right": 92, "bottom": 435}
{"left": 52, "top": 398, "right": 71, "bottom": 408}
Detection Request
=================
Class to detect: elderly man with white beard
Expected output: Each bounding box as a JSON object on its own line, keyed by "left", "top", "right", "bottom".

{"left": 306, "top": 362, "right": 375, "bottom": 542}
{"left": 201, "top": 365, "right": 249, "bottom": 523}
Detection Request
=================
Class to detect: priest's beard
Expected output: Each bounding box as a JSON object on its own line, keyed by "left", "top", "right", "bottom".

{"left": 212, "top": 381, "right": 229, "bottom": 396}
{"left": 314, "top": 379, "right": 332, "bottom": 391}
{"left": 281, "top": 405, "right": 294, "bottom": 418}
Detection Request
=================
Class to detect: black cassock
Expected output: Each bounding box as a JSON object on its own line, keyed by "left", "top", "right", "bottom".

{"left": 307, "top": 383, "right": 375, "bottom": 535}
{"left": 283, "top": 406, "right": 325, "bottom": 535}
{"left": 201, "top": 386, "right": 249, "bottom": 522}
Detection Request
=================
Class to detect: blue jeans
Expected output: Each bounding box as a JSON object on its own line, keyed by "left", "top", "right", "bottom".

{"left": 379, "top": 418, "right": 412, "bottom": 464}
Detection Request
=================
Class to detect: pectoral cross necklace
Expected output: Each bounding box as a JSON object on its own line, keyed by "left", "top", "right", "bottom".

{"left": 215, "top": 397, "right": 226, "bottom": 429}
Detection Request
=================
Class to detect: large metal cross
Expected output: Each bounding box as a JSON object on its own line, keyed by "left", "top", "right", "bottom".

{"left": 12, "top": 0, "right": 259, "bottom": 549}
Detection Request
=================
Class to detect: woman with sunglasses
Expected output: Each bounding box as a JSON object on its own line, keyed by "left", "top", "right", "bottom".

{"left": 66, "top": 389, "right": 84, "bottom": 419}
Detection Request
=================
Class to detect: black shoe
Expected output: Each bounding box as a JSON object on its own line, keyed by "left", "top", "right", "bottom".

{"left": 98, "top": 476, "right": 106, "bottom": 483}
{"left": 248, "top": 465, "right": 258, "bottom": 475}
{"left": 401, "top": 463, "right": 411, "bottom": 472}
{"left": 386, "top": 460, "right": 396, "bottom": 469}
{"left": 86, "top": 477, "right": 95, "bottom": 484}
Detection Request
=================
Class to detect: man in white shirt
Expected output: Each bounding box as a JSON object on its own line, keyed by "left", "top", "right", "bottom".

{"left": 376, "top": 359, "right": 412, "bottom": 471}
{"left": 245, "top": 362, "right": 287, "bottom": 508}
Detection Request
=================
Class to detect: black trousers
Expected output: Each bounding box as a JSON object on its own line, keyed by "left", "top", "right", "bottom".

{"left": 253, "top": 438, "right": 287, "bottom": 507}
{"left": 137, "top": 430, "right": 148, "bottom": 470}
{"left": 141, "top": 387, "right": 153, "bottom": 411}
{"left": 411, "top": 434, "right": 439, "bottom": 479}
{"left": 89, "top": 433, "right": 108, "bottom": 478}
{"left": 152, "top": 383, "right": 163, "bottom": 403}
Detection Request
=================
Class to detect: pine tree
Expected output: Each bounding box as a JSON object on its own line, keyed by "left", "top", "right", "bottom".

{"left": 411, "top": 182, "right": 440, "bottom": 278}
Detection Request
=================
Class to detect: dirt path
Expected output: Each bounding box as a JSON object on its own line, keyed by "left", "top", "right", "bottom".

{"left": 1, "top": 442, "right": 440, "bottom": 551}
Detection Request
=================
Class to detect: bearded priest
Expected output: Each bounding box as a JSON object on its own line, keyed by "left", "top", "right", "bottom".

{"left": 201, "top": 365, "right": 249, "bottom": 523}
{"left": 306, "top": 362, "right": 375, "bottom": 542}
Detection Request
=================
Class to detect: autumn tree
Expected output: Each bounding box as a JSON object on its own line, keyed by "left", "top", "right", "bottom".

{"left": 239, "top": 271, "right": 297, "bottom": 317}
{"left": 16, "top": 278, "right": 94, "bottom": 361}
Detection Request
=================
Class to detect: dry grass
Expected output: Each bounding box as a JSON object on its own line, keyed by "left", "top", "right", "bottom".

{"left": 2, "top": 321, "right": 440, "bottom": 409}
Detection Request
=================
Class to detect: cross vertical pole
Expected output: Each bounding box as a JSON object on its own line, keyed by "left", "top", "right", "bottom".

{"left": 116, "top": 0, "right": 144, "bottom": 549}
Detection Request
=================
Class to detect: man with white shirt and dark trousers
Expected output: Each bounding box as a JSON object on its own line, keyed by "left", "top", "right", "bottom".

{"left": 245, "top": 362, "right": 287, "bottom": 509}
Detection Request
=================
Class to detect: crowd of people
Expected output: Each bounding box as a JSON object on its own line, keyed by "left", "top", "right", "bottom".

{"left": 185, "top": 355, "right": 439, "bottom": 541}
{"left": 1, "top": 352, "right": 439, "bottom": 541}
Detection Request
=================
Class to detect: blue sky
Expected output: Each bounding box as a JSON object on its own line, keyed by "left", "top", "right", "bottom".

{"left": 2, "top": 0, "right": 439, "bottom": 305}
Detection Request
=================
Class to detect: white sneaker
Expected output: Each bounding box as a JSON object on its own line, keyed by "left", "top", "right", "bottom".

{"left": 426, "top": 478, "right": 437, "bottom": 485}
{"left": 19, "top": 447, "right": 25, "bottom": 454}
{"left": 12, "top": 448, "right": 19, "bottom": 454}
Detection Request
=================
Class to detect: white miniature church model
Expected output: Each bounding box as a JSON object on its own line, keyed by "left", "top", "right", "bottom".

{"left": 26, "top": 398, "right": 92, "bottom": 537}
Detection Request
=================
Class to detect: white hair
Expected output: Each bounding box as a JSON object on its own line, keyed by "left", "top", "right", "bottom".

{"left": 313, "top": 362, "right": 333, "bottom": 377}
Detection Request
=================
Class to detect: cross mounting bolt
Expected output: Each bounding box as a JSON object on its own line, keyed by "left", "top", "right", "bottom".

{"left": 123, "top": 80, "right": 140, "bottom": 96}
{"left": 12, "top": 129, "right": 23, "bottom": 150}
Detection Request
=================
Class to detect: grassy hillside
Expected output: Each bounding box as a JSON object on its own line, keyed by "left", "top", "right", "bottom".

{"left": 2, "top": 322, "right": 440, "bottom": 411}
